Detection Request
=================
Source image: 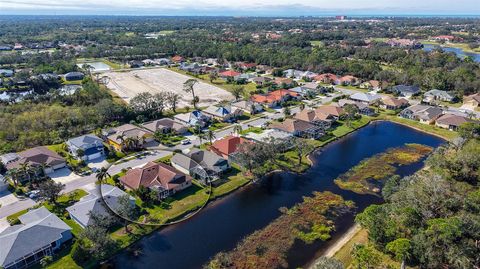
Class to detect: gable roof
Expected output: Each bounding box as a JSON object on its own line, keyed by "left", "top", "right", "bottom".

{"left": 381, "top": 96, "right": 409, "bottom": 107}
{"left": 0, "top": 207, "right": 71, "bottom": 267}
{"left": 6, "top": 146, "right": 65, "bottom": 170}
{"left": 314, "top": 105, "right": 345, "bottom": 118}
{"left": 106, "top": 124, "right": 153, "bottom": 144}
{"left": 219, "top": 70, "right": 241, "bottom": 77}
{"left": 142, "top": 118, "right": 186, "bottom": 133}
{"left": 392, "top": 85, "right": 420, "bottom": 95}
{"left": 350, "top": 92, "right": 382, "bottom": 103}
{"left": 171, "top": 149, "right": 227, "bottom": 172}
{"left": 436, "top": 114, "right": 473, "bottom": 127}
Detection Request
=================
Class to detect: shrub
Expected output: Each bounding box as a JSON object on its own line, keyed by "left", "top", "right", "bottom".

{"left": 71, "top": 241, "right": 89, "bottom": 264}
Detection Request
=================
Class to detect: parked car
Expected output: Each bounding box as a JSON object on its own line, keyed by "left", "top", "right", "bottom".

{"left": 27, "top": 190, "right": 40, "bottom": 199}
{"left": 181, "top": 139, "right": 191, "bottom": 145}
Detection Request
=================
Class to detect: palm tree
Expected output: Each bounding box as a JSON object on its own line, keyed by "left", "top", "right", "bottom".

{"left": 183, "top": 79, "right": 199, "bottom": 109}
{"left": 197, "top": 132, "right": 207, "bottom": 145}
{"left": 233, "top": 124, "right": 243, "bottom": 136}
{"left": 167, "top": 92, "right": 181, "bottom": 113}
{"left": 96, "top": 167, "right": 111, "bottom": 184}
{"left": 283, "top": 106, "right": 291, "bottom": 118}
{"left": 37, "top": 163, "right": 51, "bottom": 181}
{"left": 5, "top": 168, "right": 19, "bottom": 188}
{"left": 205, "top": 130, "right": 216, "bottom": 144}
{"left": 18, "top": 162, "right": 31, "bottom": 183}
{"left": 82, "top": 63, "right": 94, "bottom": 76}
{"left": 231, "top": 85, "right": 245, "bottom": 101}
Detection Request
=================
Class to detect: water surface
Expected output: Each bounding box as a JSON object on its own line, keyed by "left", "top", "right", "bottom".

{"left": 112, "top": 121, "right": 445, "bottom": 269}
{"left": 423, "top": 44, "right": 480, "bottom": 62}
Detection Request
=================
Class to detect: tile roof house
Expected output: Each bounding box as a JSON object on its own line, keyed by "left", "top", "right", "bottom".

{"left": 423, "top": 89, "right": 454, "bottom": 104}
{"left": 210, "top": 136, "right": 249, "bottom": 160}
{"left": 66, "top": 184, "right": 134, "bottom": 228}
{"left": 66, "top": 134, "right": 105, "bottom": 161}
{"left": 231, "top": 100, "right": 264, "bottom": 114}
{"left": 219, "top": 70, "right": 241, "bottom": 79}
{"left": 380, "top": 96, "right": 409, "bottom": 110}
{"left": 0, "top": 207, "right": 72, "bottom": 269}
{"left": 251, "top": 89, "right": 299, "bottom": 108}
{"left": 249, "top": 76, "right": 272, "bottom": 86}
{"left": 391, "top": 85, "right": 421, "bottom": 97}
{"left": 141, "top": 118, "right": 188, "bottom": 134}
{"left": 400, "top": 105, "right": 444, "bottom": 124}
{"left": 315, "top": 105, "right": 345, "bottom": 119}
{"left": 104, "top": 124, "right": 154, "bottom": 151}
{"left": 270, "top": 119, "right": 324, "bottom": 139}
{"left": 337, "top": 75, "right": 359, "bottom": 86}
{"left": 171, "top": 149, "right": 229, "bottom": 183}
{"left": 294, "top": 109, "right": 332, "bottom": 130}
{"left": 173, "top": 110, "right": 211, "bottom": 127}
{"left": 171, "top": 55, "right": 185, "bottom": 63}
{"left": 274, "top": 77, "right": 295, "bottom": 87}
{"left": 6, "top": 147, "right": 66, "bottom": 179}
{"left": 203, "top": 105, "right": 243, "bottom": 122}
{"left": 463, "top": 93, "right": 480, "bottom": 109}
{"left": 120, "top": 162, "right": 192, "bottom": 199}
{"left": 435, "top": 114, "right": 476, "bottom": 131}
{"left": 313, "top": 73, "right": 339, "bottom": 84}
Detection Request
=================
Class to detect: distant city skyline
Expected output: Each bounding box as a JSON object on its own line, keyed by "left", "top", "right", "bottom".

{"left": 0, "top": 0, "right": 479, "bottom": 16}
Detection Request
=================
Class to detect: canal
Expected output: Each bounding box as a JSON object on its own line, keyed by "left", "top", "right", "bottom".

{"left": 112, "top": 121, "right": 445, "bottom": 269}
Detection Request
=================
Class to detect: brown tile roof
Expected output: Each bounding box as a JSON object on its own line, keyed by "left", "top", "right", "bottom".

{"left": 294, "top": 109, "right": 330, "bottom": 122}
{"left": 314, "top": 105, "right": 345, "bottom": 118}
{"left": 107, "top": 124, "right": 153, "bottom": 144}
{"left": 251, "top": 89, "right": 298, "bottom": 104}
{"left": 6, "top": 146, "right": 65, "bottom": 170}
{"left": 219, "top": 70, "right": 241, "bottom": 77}
{"left": 382, "top": 96, "right": 409, "bottom": 107}
{"left": 270, "top": 119, "right": 317, "bottom": 133}
{"left": 120, "top": 162, "right": 190, "bottom": 191}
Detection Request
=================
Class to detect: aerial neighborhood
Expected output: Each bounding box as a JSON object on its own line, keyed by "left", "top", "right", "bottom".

{"left": 0, "top": 15, "right": 479, "bottom": 269}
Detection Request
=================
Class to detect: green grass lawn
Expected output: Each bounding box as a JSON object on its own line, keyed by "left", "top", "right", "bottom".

{"left": 310, "top": 40, "right": 325, "bottom": 47}
{"left": 240, "top": 126, "right": 263, "bottom": 135}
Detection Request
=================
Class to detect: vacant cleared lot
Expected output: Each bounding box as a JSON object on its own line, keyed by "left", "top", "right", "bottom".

{"left": 104, "top": 68, "right": 234, "bottom": 107}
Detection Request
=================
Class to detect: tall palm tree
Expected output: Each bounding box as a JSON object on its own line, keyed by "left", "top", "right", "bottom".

{"left": 206, "top": 130, "right": 216, "bottom": 144}
{"left": 233, "top": 124, "right": 243, "bottom": 136}
{"left": 96, "top": 167, "right": 111, "bottom": 184}
{"left": 5, "top": 168, "right": 19, "bottom": 188}
{"left": 197, "top": 132, "right": 206, "bottom": 145}
{"left": 18, "top": 162, "right": 31, "bottom": 183}
{"left": 183, "top": 79, "right": 199, "bottom": 109}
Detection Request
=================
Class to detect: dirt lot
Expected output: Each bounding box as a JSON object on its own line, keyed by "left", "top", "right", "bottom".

{"left": 104, "top": 68, "right": 234, "bottom": 107}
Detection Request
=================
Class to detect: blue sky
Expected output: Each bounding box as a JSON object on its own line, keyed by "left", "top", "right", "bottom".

{"left": 0, "top": 0, "right": 479, "bottom": 16}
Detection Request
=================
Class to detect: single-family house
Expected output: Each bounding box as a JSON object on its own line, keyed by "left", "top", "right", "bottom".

{"left": 66, "top": 134, "right": 105, "bottom": 161}
{"left": 360, "top": 80, "right": 383, "bottom": 91}
{"left": 236, "top": 62, "right": 257, "bottom": 71}
{"left": 129, "top": 60, "right": 144, "bottom": 68}
{"left": 219, "top": 70, "right": 241, "bottom": 80}
{"left": 338, "top": 99, "right": 374, "bottom": 116}
{"left": 154, "top": 58, "right": 171, "bottom": 65}
{"left": 380, "top": 96, "right": 409, "bottom": 110}
{"left": 423, "top": 89, "right": 454, "bottom": 104}
{"left": 6, "top": 147, "right": 66, "bottom": 180}
{"left": 171, "top": 149, "right": 229, "bottom": 183}
{"left": 399, "top": 105, "right": 443, "bottom": 124}
{"left": 463, "top": 93, "right": 480, "bottom": 109}
{"left": 64, "top": 72, "right": 84, "bottom": 81}
{"left": 294, "top": 109, "right": 332, "bottom": 130}
{"left": 142, "top": 118, "right": 188, "bottom": 135}
{"left": 203, "top": 105, "right": 243, "bottom": 122}
{"left": 249, "top": 76, "right": 272, "bottom": 86}
{"left": 337, "top": 75, "right": 359, "bottom": 86}
{"left": 231, "top": 100, "right": 264, "bottom": 114}
{"left": 290, "top": 82, "right": 319, "bottom": 96}
{"left": 313, "top": 73, "right": 339, "bottom": 84}
{"left": 315, "top": 105, "right": 345, "bottom": 120}
{"left": 274, "top": 77, "right": 295, "bottom": 88}
{"left": 245, "top": 129, "right": 294, "bottom": 146}
{"left": 234, "top": 73, "right": 256, "bottom": 83}
{"left": 66, "top": 184, "right": 134, "bottom": 228}
{"left": 210, "top": 135, "right": 249, "bottom": 160}
{"left": 171, "top": 55, "right": 185, "bottom": 63}
{"left": 0, "top": 69, "right": 14, "bottom": 77}
{"left": 391, "top": 85, "right": 420, "bottom": 97}
{"left": 251, "top": 89, "right": 299, "bottom": 108}
{"left": 0, "top": 207, "right": 72, "bottom": 269}
{"left": 435, "top": 114, "right": 475, "bottom": 131}
{"left": 270, "top": 119, "right": 323, "bottom": 139}
{"left": 350, "top": 92, "right": 382, "bottom": 105}
{"left": 104, "top": 124, "right": 154, "bottom": 151}
{"left": 173, "top": 111, "right": 211, "bottom": 127}
{"left": 120, "top": 162, "right": 192, "bottom": 199}
{"left": 283, "top": 69, "right": 305, "bottom": 80}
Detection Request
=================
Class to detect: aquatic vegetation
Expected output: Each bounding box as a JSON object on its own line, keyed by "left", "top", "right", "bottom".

{"left": 334, "top": 143, "right": 433, "bottom": 194}
{"left": 206, "top": 192, "right": 354, "bottom": 269}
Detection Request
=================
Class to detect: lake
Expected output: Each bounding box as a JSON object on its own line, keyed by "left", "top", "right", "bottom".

{"left": 423, "top": 44, "right": 480, "bottom": 62}
{"left": 111, "top": 121, "right": 445, "bottom": 269}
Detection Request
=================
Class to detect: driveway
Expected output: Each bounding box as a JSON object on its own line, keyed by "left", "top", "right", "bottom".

{"left": 49, "top": 167, "right": 80, "bottom": 184}
{"left": 0, "top": 218, "right": 10, "bottom": 233}
{"left": 0, "top": 190, "right": 19, "bottom": 207}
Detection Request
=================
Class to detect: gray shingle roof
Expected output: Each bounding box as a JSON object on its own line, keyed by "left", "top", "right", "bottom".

{"left": 66, "top": 184, "right": 132, "bottom": 227}
{"left": 66, "top": 134, "right": 103, "bottom": 149}
{"left": 0, "top": 207, "right": 71, "bottom": 267}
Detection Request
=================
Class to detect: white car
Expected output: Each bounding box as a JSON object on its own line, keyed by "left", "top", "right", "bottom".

{"left": 181, "top": 139, "right": 191, "bottom": 145}
{"left": 28, "top": 190, "right": 40, "bottom": 199}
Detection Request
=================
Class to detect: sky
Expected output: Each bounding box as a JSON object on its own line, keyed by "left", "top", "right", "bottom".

{"left": 0, "top": 0, "right": 479, "bottom": 16}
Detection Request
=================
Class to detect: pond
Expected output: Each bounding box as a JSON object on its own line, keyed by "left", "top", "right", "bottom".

{"left": 111, "top": 121, "right": 445, "bottom": 269}
{"left": 423, "top": 44, "right": 480, "bottom": 62}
